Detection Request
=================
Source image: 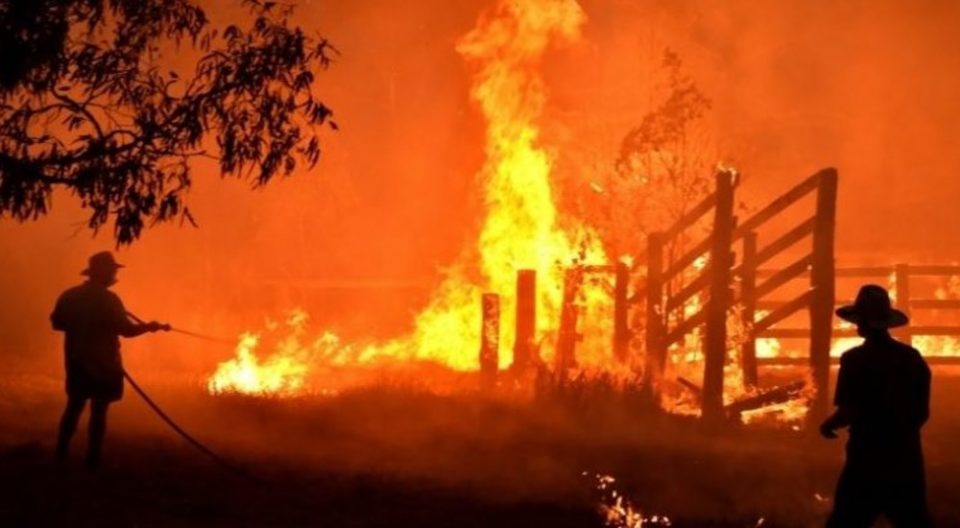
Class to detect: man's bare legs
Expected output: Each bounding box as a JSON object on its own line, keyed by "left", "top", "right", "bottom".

{"left": 55, "top": 397, "right": 86, "bottom": 464}
{"left": 55, "top": 396, "right": 110, "bottom": 468}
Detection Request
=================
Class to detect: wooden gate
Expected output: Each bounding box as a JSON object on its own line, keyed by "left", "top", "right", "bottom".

{"left": 756, "top": 263, "right": 960, "bottom": 367}
{"left": 645, "top": 169, "right": 739, "bottom": 421}
{"left": 734, "top": 168, "right": 838, "bottom": 420}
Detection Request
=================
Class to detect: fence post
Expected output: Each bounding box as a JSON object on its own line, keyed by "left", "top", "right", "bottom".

{"left": 809, "top": 168, "right": 838, "bottom": 423}
{"left": 555, "top": 268, "right": 581, "bottom": 373}
{"left": 894, "top": 263, "right": 912, "bottom": 346}
{"left": 480, "top": 293, "right": 500, "bottom": 389}
{"left": 644, "top": 233, "right": 665, "bottom": 398}
{"left": 702, "top": 170, "right": 737, "bottom": 422}
{"left": 613, "top": 261, "right": 631, "bottom": 363}
{"left": 741, "top": 231, "right": 759, "bottom": 388}
{"left": 512, "top": 269, "right": 537, "bottom": 373}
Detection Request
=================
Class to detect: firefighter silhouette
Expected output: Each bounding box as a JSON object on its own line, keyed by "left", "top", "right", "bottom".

{"left": 821, "top": 284, "right": 932, "bottom": 527}
{"left": 51, "top": 252, "right": 168, "bottom": 468}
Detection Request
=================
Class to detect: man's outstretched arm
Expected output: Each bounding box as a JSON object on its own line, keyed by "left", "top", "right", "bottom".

{"left": 111, "top": 295, "right": 167, "bottom": 337}
{"left": 821, "top": 355, "right": 854, "bottom": 439}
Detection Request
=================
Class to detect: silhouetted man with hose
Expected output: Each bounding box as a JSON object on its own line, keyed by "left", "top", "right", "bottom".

{"left": 51, "top": 252, "right": 169, "bottom": 468}
{"left": 821, "top": 284, "right": 932, "bottom": 527}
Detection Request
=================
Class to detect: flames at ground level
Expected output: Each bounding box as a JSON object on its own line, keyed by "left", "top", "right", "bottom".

{"left": 205, "top": 0, "right": 960, "bottom": 425}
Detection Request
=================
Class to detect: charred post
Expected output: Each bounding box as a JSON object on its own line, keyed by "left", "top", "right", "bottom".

{"left": 512, "top": 269, "right": 538, "bottom": 373}
{"left": 809, "top": 168, "right": 838, "bottom": 422}
{"left": 644, "top": 232, "right": 666, "bottom": 395}
{"left": 555, "top": 268, "right": 582, "bottom": 373}
{"left": 480, "top": 293, "right": 500, "bottom": 388}
{"left": 741, "top": 231, "right": 759, "bottom": 387}
{"left": 702, "top": 170, "right": 737, "bottom": 422}
{"left": 613, "top": 261, "right": 631, "bottom": 363}
{"left": 895, "top": 263, "right": 912, "bottom": 346}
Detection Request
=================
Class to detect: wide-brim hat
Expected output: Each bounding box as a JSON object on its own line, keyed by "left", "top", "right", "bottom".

{"left": 836, "top": 284, "right": 908, "bottom": 329}
{"left": 81, "top": 251, "right": 125, "bottom": 276}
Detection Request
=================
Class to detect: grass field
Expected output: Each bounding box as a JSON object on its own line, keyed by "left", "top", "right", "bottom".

{"left": 2, "top": 362, "right": 959, "bottom": 527}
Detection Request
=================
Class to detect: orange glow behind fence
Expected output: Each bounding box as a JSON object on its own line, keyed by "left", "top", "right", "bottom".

{"left": 205, "top": 0, "right": 960, "bottom": 425}
{"left": 208, "top": 0, "right": 612, "bottom": 395}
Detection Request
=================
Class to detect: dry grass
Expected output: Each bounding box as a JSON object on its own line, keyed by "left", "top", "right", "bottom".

{"left": 2, "top": 362, "right": 960, "bottom": 527}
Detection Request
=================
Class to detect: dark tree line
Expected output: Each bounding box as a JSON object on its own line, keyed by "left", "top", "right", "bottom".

{"left": 0, "top": 0, "right": 336, "bottom": 243}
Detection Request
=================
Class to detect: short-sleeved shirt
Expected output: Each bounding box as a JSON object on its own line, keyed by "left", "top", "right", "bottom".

{"left": 835, "top": 334, "right": 931, "bottom": 457}
{"left": 51, "top": 281, "right": 130, "bottom": 400}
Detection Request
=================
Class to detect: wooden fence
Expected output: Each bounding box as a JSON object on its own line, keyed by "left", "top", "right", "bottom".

{"left": 754, "top": 264, "right": 960, "bottom": 366}
{"left": 645, "top": 170, "right": 739, "bottom": 421}
{"left": 476, "top": 167, "right": 959, "bottom": 423}
{"left": 734, "top": 168, "right": 838, "bottom": 419}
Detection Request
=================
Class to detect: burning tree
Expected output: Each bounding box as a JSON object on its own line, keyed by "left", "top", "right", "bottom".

{"left": 613, "top": 49, "right": 713, "bottom": 257}
{"left": 0, "top": 0, "right": 336, "bottom": 244}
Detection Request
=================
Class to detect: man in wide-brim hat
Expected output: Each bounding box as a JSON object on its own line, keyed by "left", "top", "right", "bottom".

{"left": 822, "top": 284, "right": 932, "bottom": 527}
{"left": 51, "top": 251, "right": 168, "bottom": 468}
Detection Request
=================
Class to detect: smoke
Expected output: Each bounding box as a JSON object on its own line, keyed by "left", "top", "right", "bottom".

{"left": 3, "top": 0, "right": 960, "bottom": 376}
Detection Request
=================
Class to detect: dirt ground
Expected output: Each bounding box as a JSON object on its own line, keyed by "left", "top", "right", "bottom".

{"left": 2, "top": 362, "right": 959, "bottom": 527}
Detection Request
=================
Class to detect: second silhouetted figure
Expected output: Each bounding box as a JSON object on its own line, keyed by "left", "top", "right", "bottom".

{"left": 821, "top": 284, "right": 932, "bottom": 527}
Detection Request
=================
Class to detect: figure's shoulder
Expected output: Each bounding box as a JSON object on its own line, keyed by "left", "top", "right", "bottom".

{"left": 105, "top": 289, "right": 125, "bottom": 305}
{"left": 896, "top": 341, "right": 929, "bottom": 368}
{"left": 57, "top": 283, "right": 88, "bottom": 302}
{"left": 888, "top": 338, "right": 921, "bottom": 356}
{"left": 839, "top": 344, "right": 867, "bottom": 365}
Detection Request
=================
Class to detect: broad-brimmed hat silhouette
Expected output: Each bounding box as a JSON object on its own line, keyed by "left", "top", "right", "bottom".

{"left": 836, "top": 284, "right": 908, "bottom": 329}
{"left": 81, "top": 251, "right": 125, "bottom": 277}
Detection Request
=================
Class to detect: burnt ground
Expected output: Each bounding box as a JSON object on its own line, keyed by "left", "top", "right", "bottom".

{"left": 2, "top": 364, "right": 960, "bottom": 527}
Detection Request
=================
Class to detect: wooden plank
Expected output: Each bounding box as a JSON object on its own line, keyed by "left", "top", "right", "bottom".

{"left": 758, "top": 356, "right": 960, "bottom": 366}
{"left": 911, "top": 299, "right": 960, "bottom": 310}
{"left": 909, "top": 326, "right": 960, "bottom": 336}
{"left": 703, "top": 170, "right": 737, "bottom": 422}
{"left": 733, "top": 171, "right": 821, "bottom": 240}
{"left": 753, "top": 290, "right": 814, "bottom": 335}
{"left": 760, "top": 299, "right": 858, "bottom": 309}
{"left": 755, "top": 266, "right": 893, "bottom": 279}
{"left": 582, "top": 264, "right": 615, "bottom": 273}
{"left": 758, "top": 327, "right": 859, "bottom": 339}
{"left": 665, "top": 271, "right": 710, "bottom": 312}
{"left": 758, "top": 356, "right": 831, "bottom": 366}
{"left": 754, "top": 255, "right": 813, "bottom": 299}
{"left": 725, "top": 381, "right": 806, "bottom": 415}
{"left": 664, "top": 309, "right": 707, "bottom": 347}
{"left": 907, "top": 265, "right": 960, "bottom": 276}
{"left": 627, "top": 284, "right": 647, "bottom": 305}
{"left": 663, "top": 237, "right": 711, "bottom": 282}
{"left": 836, "top": 266, "right": 894, "bottom": 277}
{"left": 555, "top": 269, "right": 582, "bottom": 372}
{"left": 756, "top": 299, "right": 788, "bottom": 310}
{"left": 894, "top": 264, "right": 912, "bottom": 345}
{"left": 753, "top": 217, "right": 815, "bottom": 268}
{"left": 479, "top": 293, "right": 500, "bottom": 388}
{"left": 663, "top": 192, "right": 718, "bottom": 240}
{"left": 922, "top": 357, "right": 960, "bottom": 365}
{"left": 511, "top": 270, "right": 537, "bottom": 373}
{"left": 613, "top": 262, "right": 630, "bottom": 363}
{"left": 741, "top": 232, "right": 758, "bottom": 387}
{"left": 759, "top": 326, "right": 960, "bottom": 339}
{"left": 645, "top": 233, "right": 667, "bottom": 387}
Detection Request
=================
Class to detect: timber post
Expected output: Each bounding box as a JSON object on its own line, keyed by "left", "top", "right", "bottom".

{"left": 702, "top": 170, "right": 737, "bottom": 422}
{"left": 555, "top": 268, "right": 581, "bottom": 373}
{"left": 613, "top": 261, "right": 631, "bottom": 363}
{"left": 809, "top": 168, "right": 838, "bottom": 422}
{"left": 479, "top": 293, "right": 500, "bottom": 389}
{"left": 894, "top": 263, "right": 912, "bottom": 346}
{"left": 512, "top": 269, "right": 537, "bottom": 373}
{"left": 741, "top": 231, "right": 759, "bottom": 387}
{"left": 644, "top": 232, "right": 665, "bottom": 396}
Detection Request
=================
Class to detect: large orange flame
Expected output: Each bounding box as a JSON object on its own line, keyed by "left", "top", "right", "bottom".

{"left": 208, "top": 0, "right": 609, "bottom": 395}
